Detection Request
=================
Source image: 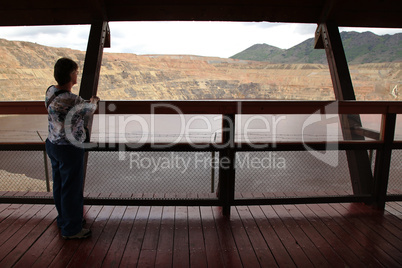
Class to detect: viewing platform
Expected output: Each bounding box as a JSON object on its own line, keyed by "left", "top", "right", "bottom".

{"left": 1, "top": 100, "right": 401, "bottom": 266}
{"left": 1, "top": 1, "right": 402, "bottom": 265}
{"left": 0, "top": 193, "right": 401, "bottom": 267}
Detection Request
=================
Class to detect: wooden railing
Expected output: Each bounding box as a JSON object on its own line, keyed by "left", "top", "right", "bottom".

{"left": 1, "top": 100, "right": 401, "bottom": 215}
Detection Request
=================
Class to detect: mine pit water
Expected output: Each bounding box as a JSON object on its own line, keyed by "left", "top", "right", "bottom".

{"left": 0, "top": 114, "right": 401, "bottom": 194}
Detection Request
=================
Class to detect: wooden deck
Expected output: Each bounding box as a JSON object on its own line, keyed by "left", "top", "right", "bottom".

{"left": 0, "top": 199, "right": 401, "bottom": 268}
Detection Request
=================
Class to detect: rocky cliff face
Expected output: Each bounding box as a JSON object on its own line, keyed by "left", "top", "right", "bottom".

{"left": 0, "top": 38, "right": 401, "bottom": 101}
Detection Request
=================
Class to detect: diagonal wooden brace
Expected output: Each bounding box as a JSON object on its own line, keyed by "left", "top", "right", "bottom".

{"left": 79, "top": 20, "right": 109, "bottom": 191}
{"left": 316, "top": 21, "right": 373, "bottom": 195}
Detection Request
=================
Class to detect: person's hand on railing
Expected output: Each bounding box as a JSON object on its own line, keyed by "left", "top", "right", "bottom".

{"left": 90, "top": 96, "right": 100, "bottom": 105}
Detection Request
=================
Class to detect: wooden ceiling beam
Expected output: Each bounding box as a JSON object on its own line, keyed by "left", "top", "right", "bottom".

{"left": 0, "top": 1, "right": 401, "bottom": 27}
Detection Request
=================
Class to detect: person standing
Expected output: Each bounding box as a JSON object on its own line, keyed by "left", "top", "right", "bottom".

{"left": 45, "top": 57, "right": 99, "bottom": 239}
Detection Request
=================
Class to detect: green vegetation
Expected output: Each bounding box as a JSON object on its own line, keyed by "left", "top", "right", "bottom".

{"left": 230, "top": 32, "right": 402, "bottom": 64}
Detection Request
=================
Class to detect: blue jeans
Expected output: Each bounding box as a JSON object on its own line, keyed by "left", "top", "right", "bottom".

{"left": 46, "top": 139, "right": 85, "bottom": 236}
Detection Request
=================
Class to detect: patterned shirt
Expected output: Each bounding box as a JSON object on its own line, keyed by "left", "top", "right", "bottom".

{"left": 46, "top": 85, "right": 97, "bottom": 145}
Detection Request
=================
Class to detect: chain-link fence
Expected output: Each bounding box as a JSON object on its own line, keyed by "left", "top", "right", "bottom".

{"left": 0, "top": 149, "right": 400, "bottom": 197}
{"left": 235, "top": 151, "right": 352, "bottom": 196}
{"left": 389, "top": 150, "right": 402, "bottom": 193}
{"left": 0, "top": 150, "right": 50, "bottom": 192}
{"left": 85, "top": 151, "right": 219, "bottom": 194}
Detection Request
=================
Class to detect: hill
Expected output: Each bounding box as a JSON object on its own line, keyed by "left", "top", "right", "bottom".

{"left": 231, "top": 32, "right": 402, "bottom": 64}
{"left": 0, "top": 38, "right": 401, "bottom": 101}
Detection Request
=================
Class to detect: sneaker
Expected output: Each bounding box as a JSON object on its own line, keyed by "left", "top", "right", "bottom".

{"left": 62, "top": 228, "right": 92, "bottom": 240}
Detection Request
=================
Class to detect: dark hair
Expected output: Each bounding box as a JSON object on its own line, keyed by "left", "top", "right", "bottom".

{"left": 54, "top": 58, "right": 78, "bottom": 86}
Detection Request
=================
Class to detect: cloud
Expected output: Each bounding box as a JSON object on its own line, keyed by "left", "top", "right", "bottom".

{"left": 294, "top": 23, "right": 318, "bottom": 35}
{"left": 0, "top": 25, "right": 90, "bottom": 51}
{"left": 0, "top": 25, "right": 69, "bottom": 38}
{"left": 252, "top": 22, "right": 286, "bottom": 29}
{"left": 106, "top": 21, "right": 319, "bottom": 57}
{"left": 108, "top": 21, "right": 245, "bottom": 57}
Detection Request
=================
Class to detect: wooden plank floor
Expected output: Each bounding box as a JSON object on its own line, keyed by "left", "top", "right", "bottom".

{"left": 0, "top": 201, "right": 401, "bottom": 267}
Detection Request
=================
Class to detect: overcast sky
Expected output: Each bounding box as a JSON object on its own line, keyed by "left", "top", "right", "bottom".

{"left": 0, "top": 22, "right": 401, "bottom": 58}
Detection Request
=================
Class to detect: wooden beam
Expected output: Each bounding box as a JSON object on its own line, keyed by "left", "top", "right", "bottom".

{"left": 1, "top": 0, "right": 402, "bottom": 27}
{"left": 0, "top": 140, "right": 383, "bottom": 153}
{"left": 0, "top": 194, "right": 375, "bottom": 206}
{"left": 87, "top": 0, "right": 108, "bottom": 21}
{"left": 318, "top": 0, "right": 335, "bottom": 23}
{"left": 104, "top": 23, "right": 111, "bottom": 48}
{"left": 79, "top": 20, "right": 109, "bottom": 99}
{"left": 1, "top": 100, "right": 400, "bottom": 115}
{"left": 320, "top": 22, "right": 355, "bottom": 100}
{"left": 351, "top": 126, "right": 380, "bottom": 141}
{"left": 373, "top": 113, "right": 396, "bottom": 209}
{"left": 79, "top": 20, "right": 109, "bottom": 191}
{"left": 218, "top": 114, "right": 236, "bottom": 216}
{"left": 319, "top": 21, "right": 374, "bottom": 196}
{"left": 315, "top": 0, "right": 335, "bottom": 49}
{"left": 79, "top": 20, "right": 109, "bottom": 138}
{"left": 79, "top": 20, "right": 109, "bottom": 143}
{"left": 314, "top": 24, "right": 324, "bottom": 49}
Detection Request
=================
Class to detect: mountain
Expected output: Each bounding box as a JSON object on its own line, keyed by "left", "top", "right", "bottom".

{"left": 0, "top": 38, "right": 401, "bottom": 102}
{"left": 229, "top": 44, "right": 284, "bottom": 62}
{"left": 231, "top": 32, "right": 402, "bottom": 64}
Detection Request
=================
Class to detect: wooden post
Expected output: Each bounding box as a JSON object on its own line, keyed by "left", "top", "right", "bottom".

{"left": 373, "top": 113, "right": 396, "bottom": 209}
{"left": 218, "top": 114, "right": 236, "bottom": 216}
{"left": 79, "top": 20, "right": 109, "bottom": 190}
{"left": 43, "top": 150, "right": 51, "bottom": 192}
{"left": 317, "top": 21, "right": 373, "bottom": 195}
{"left": 79, "top": 20, "right": 109, "bottom": 100}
